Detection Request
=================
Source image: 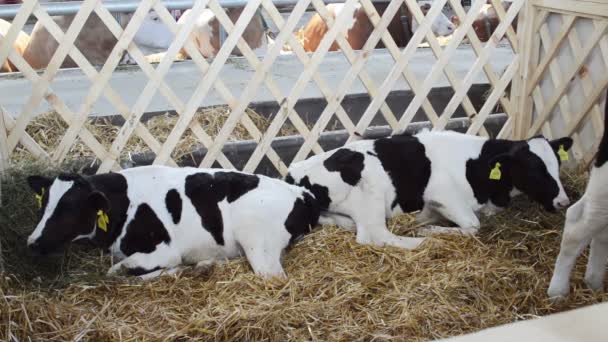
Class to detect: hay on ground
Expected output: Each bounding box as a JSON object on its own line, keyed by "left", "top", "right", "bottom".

{"left": 1, "top": 164, "right": 606, "bottom": 341}
{"left": 13, "top": 107, "right": 301, "bottom": 165}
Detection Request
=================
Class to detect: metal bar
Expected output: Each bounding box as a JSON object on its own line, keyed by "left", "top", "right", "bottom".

{"left": 0, "top": 0, "right": 390, "bottom": 19}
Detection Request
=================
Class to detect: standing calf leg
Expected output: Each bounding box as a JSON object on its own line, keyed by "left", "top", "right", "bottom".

{"left": 547, "top": 197, "right": 606, "bottom": 298}
{"left": 584, "top": 229, "right": 608, "bottom": 292}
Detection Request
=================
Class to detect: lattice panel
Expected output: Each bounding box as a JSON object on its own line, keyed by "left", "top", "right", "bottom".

{"left": 516, "top": 0, "right": 608, "bottom": 167}
{"left": 0, "top": 0, "right": 523, "bottom": 176}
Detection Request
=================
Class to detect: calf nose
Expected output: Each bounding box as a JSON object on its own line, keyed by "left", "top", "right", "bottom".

{"left": 555, "top": 197, "right": 570, "bottom": 209}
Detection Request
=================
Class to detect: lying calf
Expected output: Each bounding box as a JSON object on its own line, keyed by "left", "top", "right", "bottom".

{"left": 26, "top": 165, "right": 319, "bottom": 279}
{"left": 548, "top": 111, "right": 608, "bottom": 298}
{"left": 287, "top": 130, "right": 572, "bottom": 249}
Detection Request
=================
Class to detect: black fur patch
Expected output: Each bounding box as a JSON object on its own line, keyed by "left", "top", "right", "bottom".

{"left": 465, "top": 139, "right": 519, "bottom": 207}
{"left": 293, "top": 175, "right": 331, "bottom": 211}
{"left": 185, "top": 172, "right": 260, "bottom": 245}
{"left": 165, "top": 189, "right": 182, "bottom": 225}
{"left": 465, "top": 139, "right": 559, "bottom": 211}
{"left": 126, "top": 266, "right": 162, "bottom": 277}
{"left": 323, "top": 149, "right": 365, "bottom": 186}
{"left": 89, "top": 173, "right": 130, "bottom": 250}
{"left": 596, "top": 90, "right": 608, "bottom": 167}
{"left": 374, "top": 134, "right": 430, "bottom": 212}
{"left": 284, "top": 192, "right": 321, "bottom": 244}
{"left": 120, "top": 203, "right": 171, "bottom": 256}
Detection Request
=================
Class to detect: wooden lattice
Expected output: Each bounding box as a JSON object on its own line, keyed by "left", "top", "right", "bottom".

{"left": 515, "top": 0, "right": 608, "bottom": 167}
{"left": 0, "top": 0, "right": 524, "bottom": 176}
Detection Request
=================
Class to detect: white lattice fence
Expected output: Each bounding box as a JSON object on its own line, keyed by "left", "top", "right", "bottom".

{"left": 515, "top": 0, "right": 608, "bottom": 168}
{"left": 0, "top": 0, "right": 523, "bottom": 176}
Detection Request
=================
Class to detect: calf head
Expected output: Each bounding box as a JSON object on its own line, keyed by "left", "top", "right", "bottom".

{"left": 491, "top": 136, "right": 573, "bottom": 211}
{"left": 26, "top": 174, "right": 108, "bottom": 255}
{"left": 414, "top": 2, "right": 455, "bottom": 37}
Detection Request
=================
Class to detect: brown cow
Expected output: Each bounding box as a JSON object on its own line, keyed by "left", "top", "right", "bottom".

{"left": 0, "top": 18, "right": 30, "bottom": 72}
{"left": 300, "top": 2, "right": 455, "bottom": 52}
{"left": 22, "top": 10, "right": 126, "bottom": 70}
{"left": 178, "top": 7, "right": 268, "bottom": 58}
{"left": 451, "top": 0, "right": 518, "bottom": 43}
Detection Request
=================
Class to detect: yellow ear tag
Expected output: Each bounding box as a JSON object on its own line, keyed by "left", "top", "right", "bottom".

{"left": 489, "top": 162, "right": 502, "bottom": 181}
{"left": 97, "top": 210, "right": 109, "bottom": 232}
{"left": 558, "top": 144, "right": 569, "bottom": 162}
{"left": 35, "top": 188, "right": 44, "bottom": 209}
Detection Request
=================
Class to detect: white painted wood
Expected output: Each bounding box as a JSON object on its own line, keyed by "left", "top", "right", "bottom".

{"left": 439, "top": 302, "right": 608, "bottom": 342}
{"left": 0, "top": 0, "right": 524, "bottom": 174}
{"left": 523, "top": 1, "right": 608, "bottom": 166}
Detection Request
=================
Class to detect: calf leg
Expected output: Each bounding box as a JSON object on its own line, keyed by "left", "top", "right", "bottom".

{"left": 418, "top": 201, "right": 480, "bottom": 236}
{"left": 349, "top": 192, "right": 424, "bottom": 250}
{"left": 547, "top": 197, "right": 599, "bottom": 298}
{"left": 584, "top": 229, "right": 608, "bottom": 292}
{"left": 318, "top": 213, "right": 356, "bottom": 231}
{"left": 415, "top": 205, "right": 440, "bottom": 226}
{"left": 107, "top": 243, "right": 181, "bottom": 277}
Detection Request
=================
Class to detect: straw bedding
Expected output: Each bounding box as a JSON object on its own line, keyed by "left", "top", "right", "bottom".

{"left": 13, "top": 107, "right": 300, "bottom": 164}
{"left": 1, "top": 158, "right": 607, "bottom": 341}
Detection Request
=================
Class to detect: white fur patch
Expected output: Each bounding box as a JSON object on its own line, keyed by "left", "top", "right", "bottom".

{"left": 332, "top": 3, "right": 361, "bottom": 32}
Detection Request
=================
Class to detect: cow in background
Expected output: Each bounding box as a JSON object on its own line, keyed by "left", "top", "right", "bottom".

{"left": 0, "top": 18, "right": 30, "bottom": 72}
{"left": 299, "top": 1, "right": 455, "bottom": 52}
{"left": 177, "top": 7, "right": 269, "bottom": 59}
{"left": 451, "top": 0, "right": 518, "bottom": 43}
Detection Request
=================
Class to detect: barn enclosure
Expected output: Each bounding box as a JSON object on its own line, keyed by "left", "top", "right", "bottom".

{"left": 1, "top": 0, "right": 608, "bottom": 340}
{"left": 0, "top": 0, "right": 524, "bottom": 178}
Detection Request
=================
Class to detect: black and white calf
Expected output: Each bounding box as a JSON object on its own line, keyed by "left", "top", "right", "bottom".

{"left": 548, "top": 103, "right": 608, "bottom": 298}
{"left": 26, "top": 165, "right": 320, "bottom": 279}
{"left": 286, "top": 130, "right": 572, "bottom": 248}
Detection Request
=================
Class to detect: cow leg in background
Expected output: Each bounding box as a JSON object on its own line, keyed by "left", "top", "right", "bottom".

{"left": 584, "top": 229, "right": 608, "bottom": 292}
{"left": 417, "top": 201, "right": 480, "bottom": 236}
{"left": 348, "top": 189, "right": 425, "bottom": 250}
{"left": 107, "top": 243, "right": 181, "bottom": 277}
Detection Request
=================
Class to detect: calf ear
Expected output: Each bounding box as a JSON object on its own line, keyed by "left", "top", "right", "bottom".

{"left": 27, "top": 176, "right": 53, "bottom": 194}
{"left": 87, "top": 191, "right": 109, "bottom": 213}
{"left": 549, "top": 137, "right": 574, "bottom": 152}
{"left": 489, "top": 152, "right": 513, "bottom": 167}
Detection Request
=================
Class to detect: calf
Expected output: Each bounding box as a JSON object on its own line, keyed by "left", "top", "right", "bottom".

{"left": 548, "top": 98, "right": 608, "bottom": 298}
{"left": 0, "top": 18, "right": 30, "bottom": 73}
{"left": 299, "top": 1, "right": 454, "bottom": 53}
{"left": 26, "top": 165, "right": 319, "bottom": 279}
{"left": 286, "top": 130, "right": 572, "bottom": 249}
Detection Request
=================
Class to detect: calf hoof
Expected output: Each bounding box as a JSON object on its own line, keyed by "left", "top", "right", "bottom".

{"left": 395, "top": 237, "right": 426, "bottom": 250}
{"left": 584, "top": 275, "right": 605, "bottom": 292}
{"left": 107, "top": 263, "right": 124, "bottom": 276}
{"left": 547, "top": 283, "right": 570, "bottom": 299}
